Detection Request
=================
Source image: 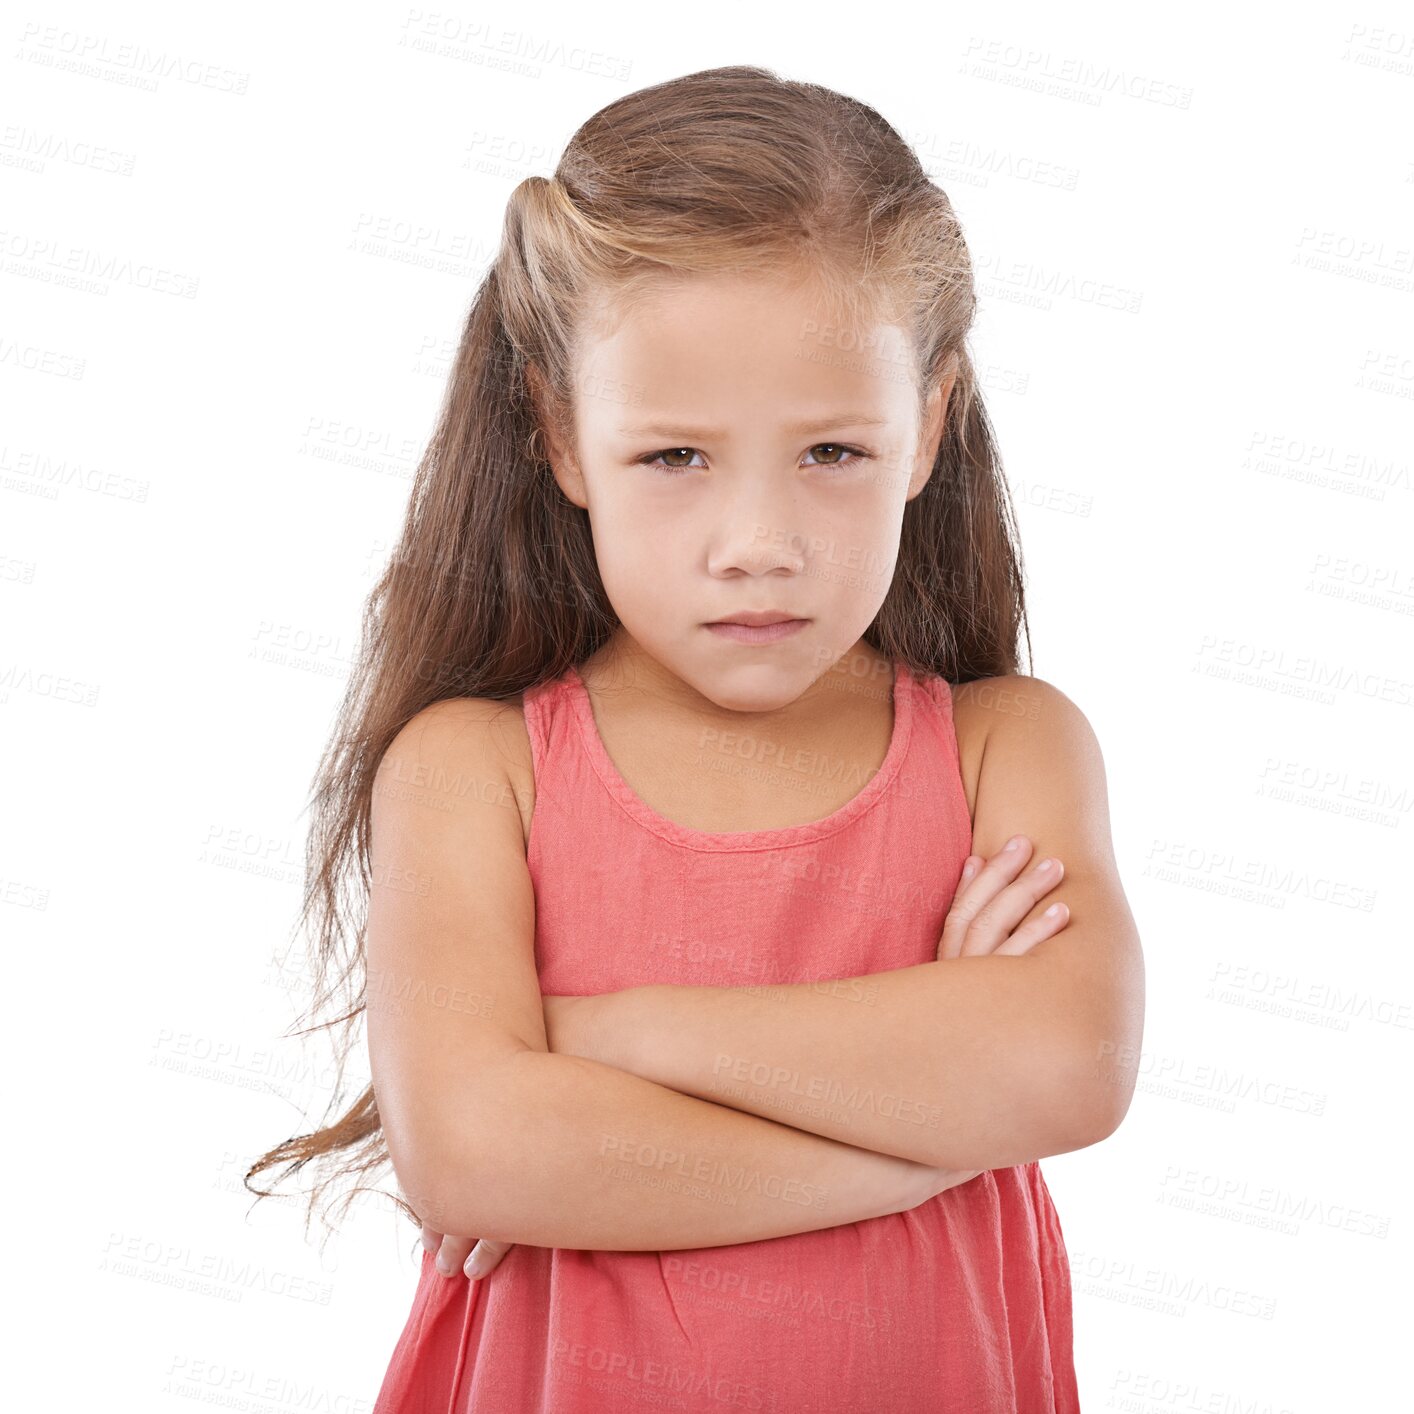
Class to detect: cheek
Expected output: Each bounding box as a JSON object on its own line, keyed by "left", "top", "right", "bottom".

{"left": 812, "top": 493, "right": 898, "bottom": 554}
{"left": 592, "top": 485, "right": 692, "bottom": 544}
{"left": 589, "top": 495, "right": 692, "bottom": 595}
{"left": 810, "top": 497, "right": 902, "bottom": 604}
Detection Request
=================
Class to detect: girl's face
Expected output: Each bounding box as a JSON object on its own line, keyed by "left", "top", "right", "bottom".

{"left": 548, "top": 269, "right": 953, "bottom": 711}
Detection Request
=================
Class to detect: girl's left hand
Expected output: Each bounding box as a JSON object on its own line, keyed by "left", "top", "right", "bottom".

{"left": 420, "top": 1222, "right": 514, "bottom": 1282}
{"left": 938, "top": 837, "right": 1070, "bottom": 960}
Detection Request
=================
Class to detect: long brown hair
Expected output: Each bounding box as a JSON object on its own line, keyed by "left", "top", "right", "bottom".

{"left": 244, "top": 64, "right": 1032, "bottom": 1246}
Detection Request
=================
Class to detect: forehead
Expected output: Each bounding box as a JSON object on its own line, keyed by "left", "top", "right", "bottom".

{"left": 574, "top": 272, "right": 918, "bottom": 430}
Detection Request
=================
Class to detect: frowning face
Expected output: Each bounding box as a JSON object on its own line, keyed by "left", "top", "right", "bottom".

{"left": 544, "top": 268, "right": 952, "bottom": 713}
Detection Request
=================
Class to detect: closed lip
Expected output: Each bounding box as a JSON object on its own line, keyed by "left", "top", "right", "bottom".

{"left": 706, "top": 612, "right": 809, "bottom": 627}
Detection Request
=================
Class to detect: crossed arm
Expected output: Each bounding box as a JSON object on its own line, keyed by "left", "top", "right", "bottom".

{"left": 378, "top": 677, "right": 1144, "bottom": 1254}
{"left": 542, "top": 676, "right": 1145, "bottom": 1173}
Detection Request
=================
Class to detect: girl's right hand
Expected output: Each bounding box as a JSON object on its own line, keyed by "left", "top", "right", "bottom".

{"left": 421, "top": 1223, "right": 514, "bottom": 1282}
{"left": 937, "top": 835, "right": 1070, "bottom": 961}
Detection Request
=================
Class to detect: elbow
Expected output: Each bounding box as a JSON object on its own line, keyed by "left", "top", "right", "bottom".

{"left": 381, "top": 1115, "right": 482, "bottom": 1238}
{"left": 401, "top": 1128, "right": 523, "bottom": 1241}
{"left": 396, "top": 1121, "right": 510, "bottom": 1238}
{"left": 384, "top": 1052, "right": 536, "bottom": 1238}
{"left": 395, "top": 1153, "right": 469, "bottom": 1239}
{"left": 1064, "top": 1023, "right": 1138, "bottom": 1151}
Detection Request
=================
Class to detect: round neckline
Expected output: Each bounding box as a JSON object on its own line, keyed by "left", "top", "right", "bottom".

{"left": 562, "top": 659, "right": 916, "bottom": 852}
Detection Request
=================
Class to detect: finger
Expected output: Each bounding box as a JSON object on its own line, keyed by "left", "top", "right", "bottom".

{"left": 939, "top": 838, "right": 1035, "bottom": 960}
{"left": 959, "top": 856, "right": 1065, "bottom": 957}
{"left": 936, "top": 856, "right": 982, "bottom": 960}
{"left": 959, "top": 856, "right": 1064, "bottom": 957}
{"left": 465, "top": 1239, "right": 514, "bottom": 1280}
{"left": 989, "top": 900, "right": 1070, "bottom": 957}
{"left": 436, "top": 1234, "right": 476, "bottom": 1278}
{"left": 420, "top": 1226, "right": 443, "bottom": 1254}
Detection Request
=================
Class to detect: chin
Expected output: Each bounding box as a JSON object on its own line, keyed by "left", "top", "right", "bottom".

{"left": 690, "top": 662, "right": 818, "bottom": 714}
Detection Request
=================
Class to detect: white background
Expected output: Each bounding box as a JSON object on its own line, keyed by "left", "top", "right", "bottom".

{"left": 5, "top": 1, "right": 1411, "bottom": 1408}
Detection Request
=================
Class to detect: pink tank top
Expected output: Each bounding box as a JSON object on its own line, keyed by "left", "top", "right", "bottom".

{"left": 373, "top": 658, "right": 1079, "bottom": 1413}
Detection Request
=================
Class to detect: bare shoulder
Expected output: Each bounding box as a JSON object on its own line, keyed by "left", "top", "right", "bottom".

{"left": 383, "top": 694, "right": 536, "bottom": 847}
{"left": 952, "top": 671, "right": 1119, "bottom": 878}
{"left": 948, "top": 674, "right": 1101, "bottom": 823}
{"left": 950, "top": 672, "right": 1098, "bottom": 752}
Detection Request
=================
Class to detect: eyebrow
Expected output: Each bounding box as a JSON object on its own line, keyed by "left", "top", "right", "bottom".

{"left": 616, "top": 413, "right": 891, "bottom": 439}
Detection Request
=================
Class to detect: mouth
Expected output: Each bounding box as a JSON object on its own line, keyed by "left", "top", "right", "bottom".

{"left": 703, "top": 616, "right": 811, "bottom": 644}
{"left": 706, "top": 611, "right": 805, "bottom": 627}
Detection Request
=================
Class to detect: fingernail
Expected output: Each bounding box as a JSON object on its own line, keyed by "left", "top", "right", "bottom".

{"left": 465, "top": 1243, "right": 488, "bottom": 1280}
{"left": 961, "top": 858, "right": 978, "bottom": 881}
{"left": 1005, "top": 835, "right": 1024, "bottom": 851}
{"left": 421, "top": 1231, "right": 437, "bottom": 1253}
{"left": 436, "top": 1256, "right": 451, "bottom": 1276}
{"left": 1034, "top": 858, "right": 1053, "bottom": 873}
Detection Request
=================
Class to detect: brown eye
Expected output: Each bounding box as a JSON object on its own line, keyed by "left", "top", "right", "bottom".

{"left": 638, "top": 447, "right": 704, "bottom": 472}
{"left": 804, "top": 443, "right": 870, "bottom": 469}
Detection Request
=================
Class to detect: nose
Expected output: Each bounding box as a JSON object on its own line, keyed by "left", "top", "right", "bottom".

{"left": 705, "top": 479, "right": 809, "bottom": 577}
{"left": 707, "top": 520, "right": 808, "bottom": 574}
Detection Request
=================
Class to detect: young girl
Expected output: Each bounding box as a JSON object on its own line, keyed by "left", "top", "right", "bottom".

{"left": 247, "top": 64, "right": 1143, "bottom": 1413}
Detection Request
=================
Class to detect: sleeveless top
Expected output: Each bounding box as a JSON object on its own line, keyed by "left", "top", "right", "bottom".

{"left": 373, "top": 658, "right": 1080, "bottom": 1414}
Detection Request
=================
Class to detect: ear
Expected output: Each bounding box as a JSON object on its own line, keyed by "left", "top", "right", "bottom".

{"left": 525, "top": 360, "right": 588, "bottom": 509}
{"left": 906, "top": 359, "right": 958, "bottom": 501}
